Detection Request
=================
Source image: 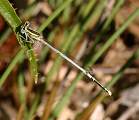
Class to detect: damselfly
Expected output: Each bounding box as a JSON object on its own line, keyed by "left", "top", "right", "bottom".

{"left": 19, "top": 21, "right": 112, "bottom": 96}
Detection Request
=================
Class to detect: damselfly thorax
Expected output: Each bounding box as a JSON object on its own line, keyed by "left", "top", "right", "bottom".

{"left": 20, "top": 21, "right": 42, "bottom": 44}
{"left": 19, "top": 21, "right": 43, "bottom": 57}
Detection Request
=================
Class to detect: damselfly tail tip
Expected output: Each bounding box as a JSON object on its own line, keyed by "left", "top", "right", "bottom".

{"left": 107, "top": 90, "right": 112, "bottom": 96}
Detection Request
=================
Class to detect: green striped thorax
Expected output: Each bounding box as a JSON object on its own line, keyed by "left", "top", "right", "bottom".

{"left": 19, "top": 21, "right": 41, "bottom": 44}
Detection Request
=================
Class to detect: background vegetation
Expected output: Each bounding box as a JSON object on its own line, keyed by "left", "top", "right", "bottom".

{"left": 0, "top": 0, "right": 139, "bottom": 120}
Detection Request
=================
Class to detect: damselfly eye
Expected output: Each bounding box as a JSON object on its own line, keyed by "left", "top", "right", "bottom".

{"left": 24, "top": 21, "right": 30, "bottom": 27}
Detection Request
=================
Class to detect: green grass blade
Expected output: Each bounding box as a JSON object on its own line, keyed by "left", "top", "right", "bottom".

{"left": 82, "top": 0, "right": 107, "bottom": 31}
{"left": 0, "top": 28, "right": 11, "bottom": 45}
{"left": 102, "top": 0, "right": 124, "bottom": 31}
{"left": 0, "top": 50, "right": 24, "bottom": 87}
{"left": 26, "top": 94, "right": 40, "bottom": 120}
{"left": 91, "top": 0, "right": 125, "bottom": 51}
{"left": 0, "top": 0, "right": 21, "bottom": 31}
{"left": 18, "top": 71, "right": 26, "bottom": 104}
{"left": 82, "top": 0, "right": 97, "bottom": 18}
{"left": 78, "top": 0, "right": 97, "bottom": 18}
